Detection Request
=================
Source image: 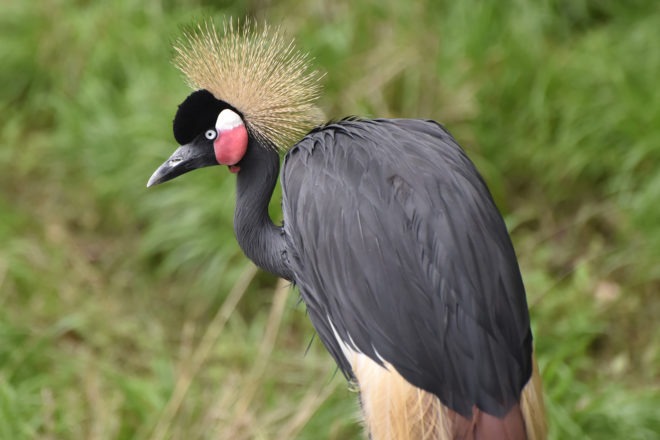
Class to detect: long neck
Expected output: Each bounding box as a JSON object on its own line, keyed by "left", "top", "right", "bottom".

{"left": 234, "top": 139, "right": 293, "bottom": 280}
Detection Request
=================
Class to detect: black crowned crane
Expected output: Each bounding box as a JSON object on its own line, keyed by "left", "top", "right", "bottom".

{"left": 147, "top": 22, "right": 546, "bottom": 440}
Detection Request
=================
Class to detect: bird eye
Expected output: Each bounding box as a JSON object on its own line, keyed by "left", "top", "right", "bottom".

{"left": 204, "top": 129, "right": 217, "bottom": 140}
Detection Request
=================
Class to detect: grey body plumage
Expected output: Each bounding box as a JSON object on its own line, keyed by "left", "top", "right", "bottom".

{"left": 281, "top": 118, "right": 532, "bottom": 418}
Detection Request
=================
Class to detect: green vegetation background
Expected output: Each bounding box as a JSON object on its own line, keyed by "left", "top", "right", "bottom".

{"left": 1, "top": 0, "right": 658, "bottom": 438}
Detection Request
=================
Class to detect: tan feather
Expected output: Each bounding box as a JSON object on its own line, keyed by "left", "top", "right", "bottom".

{"left": 521, "top": 357, "right": 547, "bottom": 440}
{"left": 346, "top": 347, "right": 546, "bottom": 440}
{"left": 173, "top": 19, "right": 324, "bottom": 151}
{"left": 349, "top": 352, "right": 452, "bottom": 440}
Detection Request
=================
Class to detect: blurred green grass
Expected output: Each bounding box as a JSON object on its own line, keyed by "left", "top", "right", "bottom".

{"left": 1, "top": 0, "right": 658, "bottom": 438}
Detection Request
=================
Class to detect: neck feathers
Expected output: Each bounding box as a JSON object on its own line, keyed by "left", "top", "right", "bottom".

{"left": 233, "top": 141, "right": 292, "bottom": 280}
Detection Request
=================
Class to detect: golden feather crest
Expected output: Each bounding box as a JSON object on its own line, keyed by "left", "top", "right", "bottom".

{"left": 173, "top": 20, "right": 324, "bottom": 151}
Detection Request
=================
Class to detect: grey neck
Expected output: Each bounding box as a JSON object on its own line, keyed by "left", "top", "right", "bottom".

{"left": 234, "top": 140, "right": 293, "bottom": 281}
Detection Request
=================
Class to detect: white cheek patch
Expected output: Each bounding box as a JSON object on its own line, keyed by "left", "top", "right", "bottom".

{"left": 215, "top": 109, "right": 244, "bottom": 132}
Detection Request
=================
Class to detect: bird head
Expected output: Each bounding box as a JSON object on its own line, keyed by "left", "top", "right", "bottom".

{"left": 147, "top": 20, "right": 323, "bottom": 187}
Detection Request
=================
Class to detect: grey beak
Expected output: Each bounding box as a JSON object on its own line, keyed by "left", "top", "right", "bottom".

{"left": 146, "top": 142, "right": 217, "bottom": 188}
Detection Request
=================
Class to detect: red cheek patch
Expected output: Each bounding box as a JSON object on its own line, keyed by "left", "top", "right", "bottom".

{"left": 214, "top": 124, "right": 248, "bottom": 165}
{"left": 213, "top": 109, "right": 248, "bottom": 166}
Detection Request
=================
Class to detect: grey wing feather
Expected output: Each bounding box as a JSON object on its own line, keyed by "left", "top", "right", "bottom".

{"left": 281, "top": 119, "right": 532, "bottom": 418}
